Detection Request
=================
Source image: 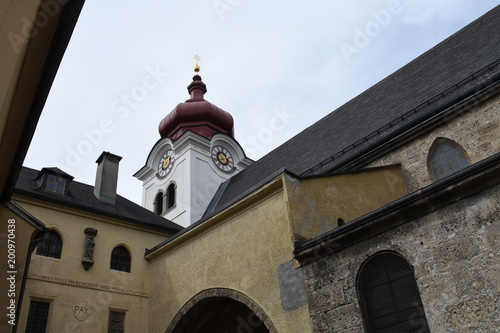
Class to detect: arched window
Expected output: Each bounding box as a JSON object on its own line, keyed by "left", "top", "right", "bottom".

{"left": 110, "top": 246, "right": 131, "bottom": 273}
{"left": 358, "top": 252, "right": 430, "bottom": 333}
{"left": 167, "top": 183, "right": 176, "bottom": 209}
{"left": 36, "top": 230, "right": 62, "bottom": 259}
{"left": 429, "top": 139, "right": 469, "bottom": 181}
{"left": 154, "top": 192, "right": 163, "bottom": 215}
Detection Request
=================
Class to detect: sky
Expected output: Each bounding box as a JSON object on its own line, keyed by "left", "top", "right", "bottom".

{"left": 24, "top": 1, "right": 499, "bottom": 205}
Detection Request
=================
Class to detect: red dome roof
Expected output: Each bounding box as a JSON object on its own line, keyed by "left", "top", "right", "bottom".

{"left": 158, "top": 75, "right": 234, "bottom": 141}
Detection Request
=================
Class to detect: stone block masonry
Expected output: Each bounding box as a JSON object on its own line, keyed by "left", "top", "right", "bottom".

{"left": 303, "top": 184, "right": 499, "bottom": 332}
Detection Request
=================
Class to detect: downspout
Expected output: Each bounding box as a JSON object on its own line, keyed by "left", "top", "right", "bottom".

{"left": 12, "top": 231, "right": 46, "bottom": 333}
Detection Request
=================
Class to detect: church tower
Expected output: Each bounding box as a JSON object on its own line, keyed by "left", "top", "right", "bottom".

{"left": 134, "top": 61, "right": 253, "bottom": 228}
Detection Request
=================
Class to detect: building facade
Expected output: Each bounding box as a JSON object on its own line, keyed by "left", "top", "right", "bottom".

{"left": 0, "top": 0, "right": 85, "bottom": 331}
{"left": 13, "top": 153, "right": 182, "bottom": 332}
{"left": 3, "top": 5, "right": 499, "bottom": 333}
{"left": 144, "top": 7, "right": 499, "bottom": 332}
{"left": 296, "top": 83, "right": 499, "bottom": 332}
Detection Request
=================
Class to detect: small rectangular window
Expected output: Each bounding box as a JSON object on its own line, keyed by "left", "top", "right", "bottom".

{"left": 108, "top": 311, "right": 125, "bottom": 333}
{"left": 56, "top": 177, "right": 66, "bottom": 194}
{"left": 45, "top": 174, "right": 66, "bottom": 194}
{"left": 26, "top": 301, "right": 50, "bottom": 333}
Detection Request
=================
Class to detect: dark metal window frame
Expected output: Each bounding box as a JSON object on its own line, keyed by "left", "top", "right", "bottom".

{"left": 25, "top": 300, "right": 50, "bottom": 333}
{"left": 357, "top": 252, "right": 430, "bottom": 333}
{"left": 36, "top": 230, "right": 62, "bottom": 259}
{"left": 108, "top": 310, "right": 126, "bottom": 333}
{"left": 110, "top": 246, "right": 131, "bottom": 273}
{"left": 45, "top": 173, "right": 66, "bottom": 194}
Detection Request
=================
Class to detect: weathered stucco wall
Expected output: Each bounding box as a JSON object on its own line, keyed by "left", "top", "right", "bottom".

{"left": 147, "top": 178, "right": 313, "bottom": 333}
{"left": 303, "top": 184, "right": 499, "bottom": 332}
{"left": 285, "top": 166, "right": 407, "bottom": 241}
{"left": 367, "top": 96, "right": 499, "bottom": 192}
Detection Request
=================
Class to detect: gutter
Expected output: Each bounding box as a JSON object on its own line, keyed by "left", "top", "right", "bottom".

{"left": 12, "top": 190, "right": 181, "bottom": 234}
{"left": 302, "top": 63, "right": 500, "bottom": 176}
{"left": 294, "top": 151, "right": 500, "bottom": 262}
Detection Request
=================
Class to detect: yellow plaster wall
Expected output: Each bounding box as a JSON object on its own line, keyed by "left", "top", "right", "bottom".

{"left": 147, "top": 178, "right": 312, "bottom": 333}
{"left": 19, "top": 279, "right": 150, "bottom": 333}
{"left": 285, "top": 165, "right": 407, "bottom": 240}
{"left": 14, "top": 199, "right": 170, "bottom": 332}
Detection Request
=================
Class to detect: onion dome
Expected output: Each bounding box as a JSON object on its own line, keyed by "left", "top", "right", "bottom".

{"left": 158, "top": 73, "right": 234, "bottom": 141}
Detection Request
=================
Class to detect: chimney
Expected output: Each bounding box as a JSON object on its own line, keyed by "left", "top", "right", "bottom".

{"left": 94, "top": 152, "right": 122, "bottom": 204}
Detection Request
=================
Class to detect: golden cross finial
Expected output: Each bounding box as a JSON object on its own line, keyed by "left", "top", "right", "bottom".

{"left": 193, "top": 54, "right": 201, "bottom": 73}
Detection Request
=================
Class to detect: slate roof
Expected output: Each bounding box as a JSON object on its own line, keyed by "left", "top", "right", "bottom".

{"left": 208, "top": 6, "right": 500, "bottom": 214}
{"left": 14, "top": 167, "right": 183, "bottom": 233}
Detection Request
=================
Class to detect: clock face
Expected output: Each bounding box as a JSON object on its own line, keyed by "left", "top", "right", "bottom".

{"left": 211, "top": 145, "right": 234, "bottom": 172}
{"left": 157, "top": 149, "right": 174, "bottom": 178}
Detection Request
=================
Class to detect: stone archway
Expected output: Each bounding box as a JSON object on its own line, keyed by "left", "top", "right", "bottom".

{"left": 166, "top": 289, "right": 278, "bottom": 333}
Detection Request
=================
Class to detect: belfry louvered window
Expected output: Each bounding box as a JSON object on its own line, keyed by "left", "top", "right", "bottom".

{"left": 167, "top": 183, "right": 175, "bottom": 209}
{"left": 155, "top": 192, "right": 163, "bottom": 215}
{"left": 358, "top": 252, "right": 430, "bottom": 333}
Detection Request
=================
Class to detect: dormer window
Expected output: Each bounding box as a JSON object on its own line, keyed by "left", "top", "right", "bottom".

{"left": 37, "top": 168, "right": 73, "bottom": 196}
{"left": 46, "top": 174, "right": 66, "bottom": 194}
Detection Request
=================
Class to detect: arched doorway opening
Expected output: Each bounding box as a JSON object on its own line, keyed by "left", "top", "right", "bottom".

{"left": 167, "top": 289, "right": 277, "bottom": 333}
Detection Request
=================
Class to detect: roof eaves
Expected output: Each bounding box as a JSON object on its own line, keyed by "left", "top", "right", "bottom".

{"left": 4, "top": 200, "right": 47, "bottom": 232}
{"left": 13, "top": 188, "right": 181, "bottom": 234}
{"left": 302, "top": 61, "right": 500, "bottom": 176}
{"left": 145, "top": 167, "right": 292, "bottom": 257}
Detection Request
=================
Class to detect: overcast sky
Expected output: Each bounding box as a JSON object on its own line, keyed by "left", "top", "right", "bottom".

{"left": 24, "top": 1, "right": 499, "bottom": 205}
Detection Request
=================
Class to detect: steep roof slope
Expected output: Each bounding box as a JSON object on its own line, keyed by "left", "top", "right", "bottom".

{"left": 15, "top": 167, "right": 183, "bottom": 233}
{"left": 211, "top": 6, "right": 500, "bottom": 213}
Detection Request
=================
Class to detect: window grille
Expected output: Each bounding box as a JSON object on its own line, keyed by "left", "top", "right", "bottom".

{"left": 358, "top": 252, "right": 430, "bottom": 333}
{"left": 36, "top": 230, "right": 62, "bottom": 259}
{"left": 108, "top": 311, "right": 125, "bottom": 333}
{"left": 110, "top": 246, "right": 131, "bottom": 273}
{"left": 25, "top": 301, "right": 50, "bottom": 333}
